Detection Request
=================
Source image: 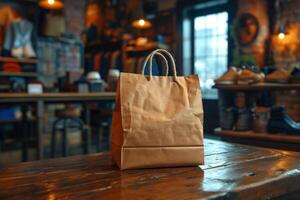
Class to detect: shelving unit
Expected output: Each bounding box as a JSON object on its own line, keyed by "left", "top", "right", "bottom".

{"left": 213, "top": 83, "right": 300, "bottom": 91}
{"left": 0, "top": 118, "right": 36, "bottom": 124}
{"left": 0, "top": 72, "right": 38, "bottom": 77}
{"left": 0, "top": 57, "right": 37, "bottom": 64}
{"left": 0, "top": 57, "right": 38, "bottom": 91}
{"left": 214, "top": 83, "right": 300, "bottom": 151}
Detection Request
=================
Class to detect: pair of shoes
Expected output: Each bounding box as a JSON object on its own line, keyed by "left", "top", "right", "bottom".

{"left": 290, "top": 67, "right": 300, "bottom": 83}
{"left": 237, "top": 68, "right": 265, "bottom": 84}
{"left": 220, "top": 107, "right": 237, "bottom": 130}
{"left": 220, "top": 107, "right": 253, "bottom": 131}
{"left": 268, "top": 106, "right": 300, "bottom": 134}
{"left": 215, "top": 66, "right": 264, "bottom": 85}
{"left": 265, "top": 68, "right": 291, "bottom": 83}
{"left": 235, "top": 108, "right": 253, "bottom": 131}
{"left": 253, "top": 106, "right": 270, "bottom": 133}
{"left": 214, "top": 67, "right": 241, "bottom": 84}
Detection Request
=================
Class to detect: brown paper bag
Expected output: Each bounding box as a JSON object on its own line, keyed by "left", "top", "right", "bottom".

{"left": 111, "top": 49, "right": 204, "bottom": 170}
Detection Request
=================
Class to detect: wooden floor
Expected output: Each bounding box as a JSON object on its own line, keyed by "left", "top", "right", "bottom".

{"left": 1, "top": 139, "right": 300, "bottom": 199}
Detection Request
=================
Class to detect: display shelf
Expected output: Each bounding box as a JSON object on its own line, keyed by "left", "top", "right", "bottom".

{"left": 0, "top": 57, "right": 37, "bottom": 64}
{"left": 0, "top": 85, "right": 10, "bottom": 90}
{"left": 214, "top": 128, "right": 300, "bottom": 144}
{"left": 0, "top": 118, "right": 36, "bottom": 124}
{"left": 213, "top": 83, "right": 300, "bottom": 91}
{"left": 0, "top": 72, "right": 38, "bottom": 77}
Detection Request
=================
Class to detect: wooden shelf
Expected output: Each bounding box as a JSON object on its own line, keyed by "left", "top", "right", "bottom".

{"left": 213, "top": 83, "right": 300, "bottom": 91}
{"left": 0, "top": 72, "right": 38, "bottom": 77}
{"left": 0, "top": 118, "right": 36, "bottom": 124}
{"left": 0, "top": 85, "right": 10, "bottom": 90}
{"left": 214, "top": 128, "right": 300, "bottom": 144}
{"left": 0, "top": 57, "right": 37, "bottom": 64}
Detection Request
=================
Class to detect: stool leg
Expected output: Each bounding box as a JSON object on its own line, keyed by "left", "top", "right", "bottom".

{"left": 107, "top": 120, "right": 112, "bottom": 151}
{"left": 82, "top": 127, "right": 90, "bottom": 154}
{"left": 21, "top": 105, "right": 29, "bottom": 162}
{"left": 51, "top": 119, "right": 60, "bottom": 158}
{"left": 75, "top": 118, "right": 89, "bottom": 154}
{"left": 62, "top": 119, "right": 68, "bottom": 157}
{"left": 98, "top": 124, "right": 104, "bottom": 152}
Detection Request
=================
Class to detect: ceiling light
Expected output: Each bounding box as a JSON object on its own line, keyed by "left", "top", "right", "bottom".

{"left": 39, "top": 0, "right": 64, "bottom": 10}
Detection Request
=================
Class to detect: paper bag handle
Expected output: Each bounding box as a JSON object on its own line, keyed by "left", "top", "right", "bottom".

{"left": 142, "top": 52, "right": 169, "bottom": 76}
{"left": 142, "top": 49, "right": 177, "bottom": 79}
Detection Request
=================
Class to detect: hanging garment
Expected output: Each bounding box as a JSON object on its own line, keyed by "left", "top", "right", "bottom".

{"left": 105, "top": 52, "right": 112, "bottom": 68}
{"left": 136, "top": 56, "right": 146, "bottom": 74}
{"left": 110, "top": 50, "right": 120, "bottom": 69}
{"left": 99, "top": 53, "right": 107, "bottom": 81}
{"left": 3, "top": 19, "right": 36, "bottom": 58}
{"left": 123, "top": 57, "right": 136, "bottom": 73}
{"left": 93, "top": 52, "right": 102, "bottom": 72}
{"left": 101, "top": 52, "right": 112, "bottom": 81}
{"left": 85, "top": 52, "right": 94, "bottom": 72}
{"left": 115, "top": 51, "right": 122, "bottom": 71}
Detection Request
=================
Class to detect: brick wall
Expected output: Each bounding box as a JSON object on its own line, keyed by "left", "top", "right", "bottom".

{"left": 64, "top": 0, "right": 86, "bottom": 37}
{"left": 270, "top": 1, "right": 300, "bottom": 122}
{"left": 271, "top": 1, "right": 300, "bottom": 69}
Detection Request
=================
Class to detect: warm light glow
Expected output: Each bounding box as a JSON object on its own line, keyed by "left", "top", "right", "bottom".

{"left": 48, "top": 0, "right": 54, "bottom": 5}
{"left": 132, "top": 18, "right": 152, "bottom": 29}
{"left": 39, "top": 0, "right": 64, "bottom": 10}
{"left": 278, "top": 32, "right": 285, "bottom": 40}
{"left": 138, "top": 19, "right": 145, "bottom": 26}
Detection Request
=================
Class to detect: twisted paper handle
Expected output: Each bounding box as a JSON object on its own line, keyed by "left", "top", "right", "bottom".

{"left": 142, "top": 49, "right": 177, "bottom": 79}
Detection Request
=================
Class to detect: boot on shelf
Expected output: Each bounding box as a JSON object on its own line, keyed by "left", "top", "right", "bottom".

{"left": 220, "top": 107, "right": 237, "bottom": 130}
{"left": 235, "top": 108, "right": 253, "bottom": 131}
{"left": 290, "top": 66, "right": 300, "bottom": 83}
{"left": 268, "top": 106, "right": 300, "bottom": 134}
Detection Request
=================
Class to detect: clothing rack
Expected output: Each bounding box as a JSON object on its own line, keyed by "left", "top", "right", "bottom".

{"left": 84, "top": 40, "right": 124, "bottom": 81}
{"left": 125, "top": 45, "right": 163, "bottom": 75}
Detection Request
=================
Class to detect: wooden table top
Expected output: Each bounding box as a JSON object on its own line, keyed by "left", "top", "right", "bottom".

{"left": 0, "top": 92, "right": 116, "bottom": 103}
{"left": 1, "top": 139, "right": 300, "bottom": 200}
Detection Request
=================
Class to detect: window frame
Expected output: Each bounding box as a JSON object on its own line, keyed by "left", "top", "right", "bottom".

{"left": 190, "top": 4, "right": 231, "bottom": 75}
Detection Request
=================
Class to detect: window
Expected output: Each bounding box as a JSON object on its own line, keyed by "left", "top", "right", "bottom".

{"left": 194, "top": 12, "right": 228, "bottom": 99}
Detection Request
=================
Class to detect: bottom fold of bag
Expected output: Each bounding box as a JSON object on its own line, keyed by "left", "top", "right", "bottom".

{"left": 112, "top": 144, "right": 204, "bottom": 170}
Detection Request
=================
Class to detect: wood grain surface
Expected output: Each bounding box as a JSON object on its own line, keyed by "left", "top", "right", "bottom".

{"left": 1, "top": 139, "right": 300, "bottom": 200}
{"left": 0, "top": 92, "right": 116, "bottom": 103}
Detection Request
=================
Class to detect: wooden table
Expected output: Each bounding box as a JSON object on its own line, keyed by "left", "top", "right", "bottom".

{"left": 1, "top": 139, "right": 300, "bottom": 200}
{"left": 0, "top": 92, "right": 116, "bottom": 160}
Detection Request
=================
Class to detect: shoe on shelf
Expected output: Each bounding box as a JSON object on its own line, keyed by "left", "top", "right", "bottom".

{"left": 290, "top": 67, "right": 300, "bottom": 83}
{"left": 220, "top": 107, "right": 237, "bottom": 130}
{"left": 238, "top": 68, "right": 265, "bottom": 84}
{"left": 235, "top": 107, "right": 253, "bottom": 131}
{"left": 214, "top": 67, "right": 240, "bottom": 85}
{"left": 265, "top": 68, "right": 291, "bottom": 83}
{"left": 253, "top": 106, "right": 270, "bottom": 133}
{"left": 268, "top": 106, "right": 300, "bottom": 134}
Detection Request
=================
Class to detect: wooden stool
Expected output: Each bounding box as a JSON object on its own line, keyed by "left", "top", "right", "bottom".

{"left": 90, "top": 109, "right": 113, "bottom": 152}
{"left": 51, "top": 107, "right": 89, "bottom": 157}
